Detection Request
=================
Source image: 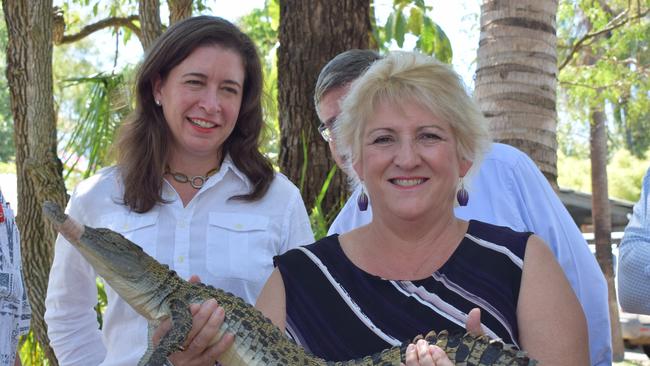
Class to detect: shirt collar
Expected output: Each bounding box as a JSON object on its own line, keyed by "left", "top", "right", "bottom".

{"left": 218, "top": 153, "right": 252, "bottom": 191}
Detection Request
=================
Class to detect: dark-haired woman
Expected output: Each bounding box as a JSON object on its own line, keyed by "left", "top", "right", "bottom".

{"left": 44, "top": 16, "right": 313, "bottom": 366}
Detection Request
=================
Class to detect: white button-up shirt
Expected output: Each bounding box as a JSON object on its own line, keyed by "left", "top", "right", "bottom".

{"left": 45, "top": 155, "right": 314, "bottom": 366}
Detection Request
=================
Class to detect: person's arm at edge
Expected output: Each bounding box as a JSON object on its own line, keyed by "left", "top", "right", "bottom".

{"left": 618, "top": 167, "right": 650, "bottom": 314}
{"left": 517, "top": 235, "right": 589, "bottom": 365}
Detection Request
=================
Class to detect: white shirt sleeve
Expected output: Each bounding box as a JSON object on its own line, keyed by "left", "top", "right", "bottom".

{"left": 281, "top": 187, "right": 315, "bottom": 253}
{"left": 44, "top": 192, "right": 107, "bottom": 366}
{"left": 618, "top": 167, "right": 650, "bottom": 315}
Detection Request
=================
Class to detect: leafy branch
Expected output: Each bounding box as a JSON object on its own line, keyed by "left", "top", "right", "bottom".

{"left": 558, "top": 7, "right": 649, "bottom": 71}
{"left": 55, "top": 15, "right": 142, "bottom": 45}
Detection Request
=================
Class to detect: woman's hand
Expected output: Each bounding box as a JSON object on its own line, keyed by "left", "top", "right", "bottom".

{"left": 152, "top": 276, "right": 235, "bottom": 366}
{"left": 402, "top": 339, "right": 453, "bottom": 366}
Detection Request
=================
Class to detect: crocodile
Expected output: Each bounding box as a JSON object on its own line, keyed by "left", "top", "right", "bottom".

{"left": 42, "top": 201, "right": 537, "bottom": 366}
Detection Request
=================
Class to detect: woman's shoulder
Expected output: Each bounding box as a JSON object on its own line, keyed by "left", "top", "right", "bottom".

{"left": 267, "top": 172, "right": 301, "bottom": 194}
{"left": 67, "top": 166, "right": 125, "bottom": 219}
{"left": 73, "top": 166, "right": 121, "bottom": 192}
{"left": 468, "top": 220, "right": 532, "bottom": 239}
{"left": 275, "top": 235, "right": 340, "bottom": 263}
{"left": 466, "top": 220, "right": 532, "bottom": 258}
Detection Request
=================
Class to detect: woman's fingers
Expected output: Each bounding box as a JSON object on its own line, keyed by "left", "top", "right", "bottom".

{"left": 402, "top": 340, "right": 453, "bottom": 366}
{"left": 187, "top": 305, "right": 225, "bottom": 351}
{"left": 465, "top": 307, "right": 484, "bottom": 336}
{"left": 429, "top": 345, "right": 453, "bottom": 366}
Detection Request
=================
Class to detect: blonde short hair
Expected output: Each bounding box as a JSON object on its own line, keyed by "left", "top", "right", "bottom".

{"left": 334, "top": 51, "right": 490, "bottom": 181}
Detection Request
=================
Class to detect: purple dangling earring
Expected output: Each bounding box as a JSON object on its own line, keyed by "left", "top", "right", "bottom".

{"left": 456, "top": 179, "right": 469, "bottom": 207}
{"left": 357, "top": 184, "right": 369, "bottom": 211}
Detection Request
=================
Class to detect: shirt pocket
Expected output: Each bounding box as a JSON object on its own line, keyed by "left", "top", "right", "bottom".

{"left": 206, "top": 212, "right": 271, "bottom": 282}
{"left": 98, "top": 211, "right": 159, "bottom": 258}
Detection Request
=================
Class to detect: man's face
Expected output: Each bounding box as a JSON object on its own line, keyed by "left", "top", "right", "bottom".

{"left": 316, "top": 86, "right": 349, "bottom": 169}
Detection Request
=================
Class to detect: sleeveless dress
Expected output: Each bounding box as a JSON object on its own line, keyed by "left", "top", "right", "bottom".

{"left": 274, "top": 220, "right": 531, "bottom": 362}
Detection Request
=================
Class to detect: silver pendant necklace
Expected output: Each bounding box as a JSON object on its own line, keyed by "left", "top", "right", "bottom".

{"left": 165, "top": 166, "right": 219, "bottom": 189}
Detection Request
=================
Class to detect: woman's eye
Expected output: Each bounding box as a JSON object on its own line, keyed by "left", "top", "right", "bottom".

{"left": 420, "top": 133, "right": 441, "bottom": 141}
{"left": 372, "top": 136, "right": 393, "bottom": 144}
{"left": 186, "top": 79, "right": 203, "bottom": 85}
{"left": 222, "top": 86, "right": 239, "bottom": 95}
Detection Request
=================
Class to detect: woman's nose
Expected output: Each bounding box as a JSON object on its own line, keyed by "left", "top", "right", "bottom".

{"left": 198, "top": 91, "right": 221, "bottom": 114}
{"left": 394, "top": 141, "right": 421, "bottom": 168}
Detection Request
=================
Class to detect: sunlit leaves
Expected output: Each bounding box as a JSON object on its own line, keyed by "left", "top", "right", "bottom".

{"left": 58, "top": 73, "right": 132, "bottom": 183}
{"left": 376, "top": 0, "right": 453, "bottom": 63}
{"left": 558, "top": 0, "right": 649, "bottom": 157}
{"left": 558, "top": 149, "right": 649, "bottom": 201}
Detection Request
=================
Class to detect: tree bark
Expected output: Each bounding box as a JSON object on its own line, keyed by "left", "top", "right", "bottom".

{"left": 168, "top": 0, "right": 192, "bottom": 25}
{"left": 139, "top": 0, "right": 162, "bottom": 51}
{"left": 278, "top": 0, "right": 371, "bottom": 220}
{"left": 475, "top": 0, "right": 559, "bottom": 185}
{"left": 3, "top": 0, "right": 68, "bottom": 364}
{"left": 590, "top": 108, "right": 625, "bottom": 362}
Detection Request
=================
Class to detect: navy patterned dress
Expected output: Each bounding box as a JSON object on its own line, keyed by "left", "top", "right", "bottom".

{"left": 274, "top": 220, "right": 531, "bottom": 362}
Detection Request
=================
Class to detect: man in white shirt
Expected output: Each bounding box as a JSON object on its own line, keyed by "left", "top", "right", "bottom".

{"left": 0, "top": 187, "right": 31, "bottom": 366}
{"left": 316, "top": 49, "right": 612, "bottom": 366}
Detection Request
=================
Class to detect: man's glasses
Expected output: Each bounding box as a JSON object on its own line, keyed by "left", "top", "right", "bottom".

{"left": 318, "top": 123, "right": 332, "bottom": 142}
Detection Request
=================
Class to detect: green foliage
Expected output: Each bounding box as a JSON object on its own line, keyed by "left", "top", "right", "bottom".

{"left": 0, "top": 6, "right": 15, "bottom": 162}
{"left": 59, "top": 73, "right": 132, "bottom": 182}
{"left": 375, "top": 0, "right": 453, "bottom": 63}
{"left": 237, "top": 0, "right": 281, "bottom": 163}
{"left": 309, "top": 165, "right": 340, "bottom": 239}
{"left": 0, "top": 162, "right": 16, "bottom": 174}
{"left": 558, "top": 0, "right": 650, "bottom": 157}
{"left": 558, "top": 149, "right": 650, "bottom": 202}
{"left": 19, "top": 331, "right": 50, "bottom": 366}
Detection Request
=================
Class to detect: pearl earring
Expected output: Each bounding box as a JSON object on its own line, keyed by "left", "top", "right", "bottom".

{"left": 155, "top": 99, "right": 161, "bottom": 106}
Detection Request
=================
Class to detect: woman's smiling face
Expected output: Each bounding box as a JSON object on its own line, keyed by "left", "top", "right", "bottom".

{"left": 153, "top": 44, "right": 245, "bottom": 161}
{"left": 354, "top": 99, "right": 472, "bottom": 221}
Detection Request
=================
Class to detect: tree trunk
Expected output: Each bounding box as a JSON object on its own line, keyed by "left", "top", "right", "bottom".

{"left": 168, "top": 0, "right": 192, "bottom": 25}
{"left": 590, "top": 108, "right": 625, "bottom": 362}
{"left": 3, "top": 1, "right": 68, "bottom": 364}
{"left": 139, "top": 0, "right": 162, "bottom": 51}
{"left": 475, "top": 0, "right": 559, "bottom": 185}
{"left": 278, "top": 0, "right": 370, "bottom": 219}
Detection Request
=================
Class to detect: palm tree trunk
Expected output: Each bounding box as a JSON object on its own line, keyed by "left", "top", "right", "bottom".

{"left": 475, "top": 0, "right": 559, "bottom": 185}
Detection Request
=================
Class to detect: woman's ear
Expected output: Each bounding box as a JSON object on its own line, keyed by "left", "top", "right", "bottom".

{"left": 152, "top": 75, "right": 163, "bottom": 103}
{"left": 459, "top": 157, "right": 473, "bottom": 178}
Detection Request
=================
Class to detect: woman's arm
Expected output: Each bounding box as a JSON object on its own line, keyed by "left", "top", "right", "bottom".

{"left": 255, "top": 268, "right": 288, "bottom": 331}
{"left": 517, "top": 235, "right": 589, "bottom": 365}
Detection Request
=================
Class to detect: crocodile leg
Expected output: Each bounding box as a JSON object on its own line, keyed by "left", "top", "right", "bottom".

{"left": 139, "top": 298, "right": 193, "bottom": 366}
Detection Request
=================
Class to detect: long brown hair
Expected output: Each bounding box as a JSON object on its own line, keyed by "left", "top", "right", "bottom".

{"left": 115, "top": 16, "right": 273, "bottom": 213}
